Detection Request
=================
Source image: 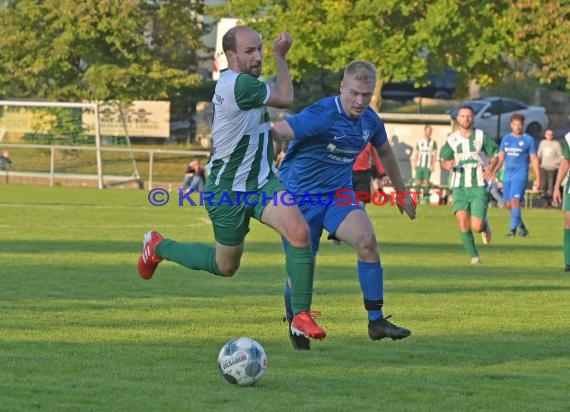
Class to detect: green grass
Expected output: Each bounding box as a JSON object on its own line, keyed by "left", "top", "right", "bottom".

{"left": 1, "top": 185, "right": 568, "bottom": 411}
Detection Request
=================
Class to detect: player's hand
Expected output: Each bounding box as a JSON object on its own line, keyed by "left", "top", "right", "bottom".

{"left": 397, "top": 192, "right": 416, "bottom": 220}
{"left": 532, "top": 179, "right": 540, "bottom": 191}
{"left": 273, "top": 32, "right": 292, "bottom": 57}
{"left": 553, "top": 186, "right": 562, "bottom": 203}
{"left": 483, "top": 164, "right": 496, "bottom": 181}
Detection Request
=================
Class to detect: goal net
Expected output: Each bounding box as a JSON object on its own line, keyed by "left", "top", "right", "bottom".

{"left": 0, "top": 100, "right": 141, "bottom": 188}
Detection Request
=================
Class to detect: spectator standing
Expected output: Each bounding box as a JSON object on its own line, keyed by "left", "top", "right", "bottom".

{"left": 0, "top": 149, "right": 12, "bottom": 183}
{"left": 537, "top": 129, "right": 562, "bottom": 208}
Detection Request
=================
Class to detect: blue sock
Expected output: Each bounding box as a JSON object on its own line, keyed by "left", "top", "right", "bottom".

{"left": 510, "top": 207, "right": 521, "bottom": 231}
{"left": 283, "top": 278, "right": 293, "bottom": 321}
{"left": 357, "top": 260, "right": 384, "bottom": 321}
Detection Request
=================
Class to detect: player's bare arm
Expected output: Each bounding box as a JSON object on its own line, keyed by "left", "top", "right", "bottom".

{"left": 440, "top": 159, "right": 455, "bottom": 171}
{"left": 494, "top": 152, "right": 505, "bottom": 173}
{"left": 483, "top": 155, "right": 499, "bottom": 181}
{"left": 553, "top": 159, "right": 569, "bottom": 204}
{"left": 530, "top": 154, "right": 541, "bottom": 189}
{"left": 267, "top": 32, "right": 293, "bottom": 108}
{"left": 271, "top": 120, "right": 295, "bottom": 154}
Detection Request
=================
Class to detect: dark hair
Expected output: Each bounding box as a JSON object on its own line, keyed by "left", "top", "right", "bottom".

{"left": 222, "top": 26, "right": 255, "bottom": 53}
{"left": 510, "top": 113, "right": 525, "bottom": 123}
{"left": 457, "top": 105, "right": 474, "bottom": 114}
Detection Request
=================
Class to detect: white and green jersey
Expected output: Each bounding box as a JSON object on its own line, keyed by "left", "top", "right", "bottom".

{"left": 415, "top": 138, "right": 437, "bottom": 168}
{"left": 563, "top": 133, "right": 570, "bottom": 162}
{"left": 440, "top": 128, "right": 498, "bottom": 188}
{"left": 206, "top": 69, "right": 274, "bottom": 191}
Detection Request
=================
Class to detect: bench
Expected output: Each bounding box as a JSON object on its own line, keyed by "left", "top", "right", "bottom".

{"left": 524, "top": 189, "right": 542, "bottom": 208}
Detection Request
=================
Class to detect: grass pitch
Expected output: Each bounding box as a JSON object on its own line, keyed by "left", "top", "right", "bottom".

{"left": 0, "top": 184, "right": 568, "bottom": 411}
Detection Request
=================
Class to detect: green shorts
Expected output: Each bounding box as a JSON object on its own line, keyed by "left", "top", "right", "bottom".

{"left": 451, "top": 187, "right": 488, "bottom": 219}
{"left": 415, "top": 167, "right": 431, "bottom": 182}
{"left": 204, "top": 174, "right": 284, "bottom": 246}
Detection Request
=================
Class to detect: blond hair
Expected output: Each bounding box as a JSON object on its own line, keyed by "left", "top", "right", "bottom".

{"left": 343, "top": 60, "right": 377, "bottom": 85}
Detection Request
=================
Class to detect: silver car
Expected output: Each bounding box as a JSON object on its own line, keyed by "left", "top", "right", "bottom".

{"left": 449, "top": 97, "right": 549, "bottom": 140}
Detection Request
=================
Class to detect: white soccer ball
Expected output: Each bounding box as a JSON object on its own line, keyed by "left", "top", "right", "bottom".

{"left": 217, "top": 337, "right": 268, "bottom": 386}
{"left": 429, "top": 192, "right": 440, "bottom": 205}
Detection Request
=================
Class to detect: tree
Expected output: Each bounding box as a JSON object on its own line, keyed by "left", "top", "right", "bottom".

{"left": 0, "top": 0, "right": 212, "bottom": 102}
{"left": 209, "top": 0, "right": 517, "bottom": 110}
{"left": 505, "top": 0, "right": 570, "bottom": 89}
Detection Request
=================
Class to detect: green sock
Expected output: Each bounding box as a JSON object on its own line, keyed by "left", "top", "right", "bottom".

{"left": 459, "top": 231, "right": 478, "bottom": 258}
{"left": 564, "top": 229, "right": 570, "bottom": 266}
{"left": 286, "top": 245, "right": 314, "bottom": 314}
{"left": 423, "top": 186, "right": 430, "bottom": 199}
{"left": 156, "top": 239, "right": 221, "bottom": 275}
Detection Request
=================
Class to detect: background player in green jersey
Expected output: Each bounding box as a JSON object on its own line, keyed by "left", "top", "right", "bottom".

{"left": 411, "top": 124, "right": 438, "bottom": 203}
{"left": 138, "top": 26, "right": 325, "bottom": 341}
{"left": 440, "top": 105, "right": 499, "bottom": 264}
{"left": 553, "top": 132, "right": 570, "bottom": 272}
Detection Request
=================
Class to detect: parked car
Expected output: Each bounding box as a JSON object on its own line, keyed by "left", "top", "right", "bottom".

{"left": 449, "top": 97, "right": 548, "bottom": 140}
{"left": 382, "top": 68, "right": 458, "bottom": 101}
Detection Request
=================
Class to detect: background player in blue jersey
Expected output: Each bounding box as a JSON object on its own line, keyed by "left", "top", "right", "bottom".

{"left": 272, "top": 60, "right": 416, "bottom": 350}
{"left": 495, "top": 113, "right": 541, "bottom": 237}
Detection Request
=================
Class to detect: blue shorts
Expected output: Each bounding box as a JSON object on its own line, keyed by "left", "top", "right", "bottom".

{"left": 282, "top": 190, "right": 362, "bottom": 255}
{"left": 503, "top": 177, "right": 527, "bottom": 202}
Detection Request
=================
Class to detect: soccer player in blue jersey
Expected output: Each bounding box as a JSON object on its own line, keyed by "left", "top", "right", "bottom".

{"left": 272, "top": 60, "right": 416, "bottom": 350}
{"left": 495, "top": 113, "right": 541, "bottom": 237}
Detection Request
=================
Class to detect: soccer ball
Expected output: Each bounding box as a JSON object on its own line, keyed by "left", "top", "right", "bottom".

{"left": 429, "top": 192, "right": 440, "bottom": 205}
{"left": 217, "top": 337, "right": 268, "bottom": 386}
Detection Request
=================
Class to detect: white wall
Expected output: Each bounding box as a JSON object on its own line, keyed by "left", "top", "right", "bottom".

{"left": 379, "top": 113, "right": 453, "bottom": 185}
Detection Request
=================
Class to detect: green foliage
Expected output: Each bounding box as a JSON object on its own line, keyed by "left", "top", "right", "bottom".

{"left": 16, "top": 107, "right": 93, "bottom": 145}
{"left": 291, "top": 71, "right": 341, "bottom": 112}
{"left": 483, "top": 75, "right": 541, "bottom": 103}
{"left": 210, "top": 0, "right": 569, "bottom": 109}
{"left": 0, "top": 185, "right": 568, "bottom": 410}
{"left": 0, "top": 0, "right": 212, "bottom": 102}
{"left": 212, "top": 1, "right": 511, "bottom": 86}
{"left": 504, "top": 0, "right": 570, "bottom": 88}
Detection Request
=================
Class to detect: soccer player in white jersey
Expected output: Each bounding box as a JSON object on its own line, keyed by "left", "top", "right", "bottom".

{"left": 553, "top": 131, "right": 570, "bottom": 272}
{"left": 411, "top": 124, "right": 438, "bottom": 203}
{"left": 137, "top": 26, "right": 326, "bottom": 342}
{"left": 440, "top": 105, "right": 499, "bottom": 264}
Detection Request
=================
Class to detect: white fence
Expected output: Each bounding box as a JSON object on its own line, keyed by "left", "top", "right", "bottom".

{"left": 0, "top": 143, "right": 209, "bottom": 190}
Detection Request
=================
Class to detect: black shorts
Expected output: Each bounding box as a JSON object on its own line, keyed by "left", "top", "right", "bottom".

{"left": 352, "top": 170, "right": 372, "bottom": 203}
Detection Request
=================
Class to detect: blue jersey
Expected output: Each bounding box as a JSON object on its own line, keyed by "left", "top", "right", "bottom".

{"left": 499, "top": 133, "right": 536, "bottom": 177}
{"left": 279, "top": 96, "right": 387, "bottom": 194}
